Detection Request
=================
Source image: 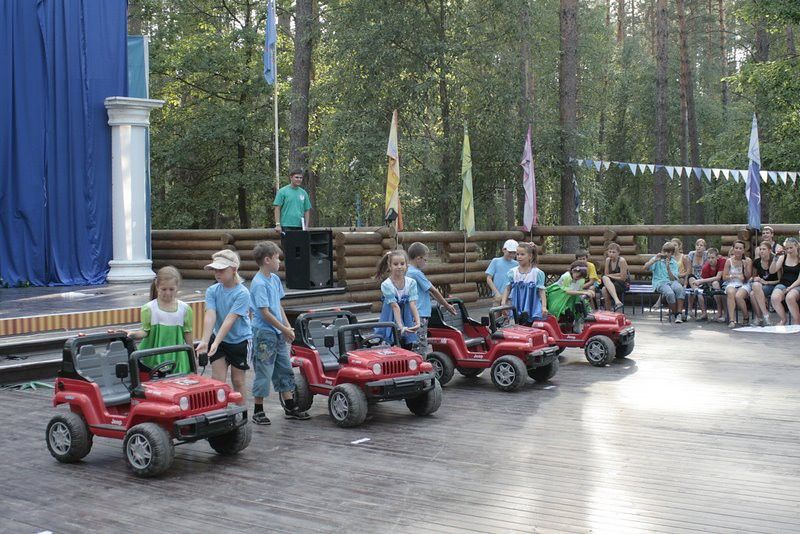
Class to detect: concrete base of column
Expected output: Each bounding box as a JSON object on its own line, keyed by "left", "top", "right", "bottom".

{"left": 106, "top": 260, "right": 156, "bottom": 283}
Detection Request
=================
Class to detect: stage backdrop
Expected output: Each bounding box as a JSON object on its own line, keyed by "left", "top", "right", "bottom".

{"left": 0, "top": 0, "right": 128, "bottom": 286}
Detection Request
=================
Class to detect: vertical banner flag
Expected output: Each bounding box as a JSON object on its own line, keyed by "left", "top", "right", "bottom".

{"left": 746, "top": 114, "right": 761, "bottom": 231}
{"left": 572, "top": 172, "right": 581, "bottom": 225}
{"left": 521, "top": 125, "right": 537, "bottom": 231}
{"left": 459, "top": 125, "right": 475, "bottom": 237}
{"left": 263, "top": 0, "right": 277, "bottom": 84}
{"left": 385, "top": 110, "right": 403, "bottom": 230}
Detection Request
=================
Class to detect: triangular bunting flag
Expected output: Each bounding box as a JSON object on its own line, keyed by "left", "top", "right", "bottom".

{"left": 779, "top": 171, "right": 788, "bottom": 184}
{"left": 769, "top": 171, "right": 778, "bottom": 184}
{"left": 712, "top": 168, "right": 721, "bottom": 179}
{"left": 584, "top": 159, "right": 594, "bottom": 168}
{"left": 790, "top": 172, "right": 798, "bottom": 183}
{"left": 740, "top": 169, "right": 749, "bottom": 182}
{"left": 665, "top": 166, "right": 675, "bottom": 179}
{"left": 594, "top": 160, "right": 602, "bottom": 171}
{"left": 722, "top": 169, "right": 730, "bottom": 180}
{"left": 702, "top": 168, "right": 712, "bottom": 182}
{"left": 638, "top": 163, "right": 647, "bottom": 174}
{"left": 760, "top": 170, "right": 768, "bottom": 182}
{"left": 628, "top": 163, "right": 638, "bottom": 175}
{"left": 647, "top": 164, "right": 655, "bottom": 174}
{"left": 731, "top": 170, "right": 740, "bottom": 183}
{"left": 692, "top": 167, "right": 702, "bottom": 180}
{"left": 603, "top": 161, "right": 611, "bottom": 170}
{"left": 616, "top": 162, "right": 626, "bottom": 170}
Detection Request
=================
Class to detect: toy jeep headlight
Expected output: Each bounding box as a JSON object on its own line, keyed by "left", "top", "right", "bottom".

{"left": 179, "top": 396, "right": 190, "bottom": 411}
{"left": 409, "top": 359, "right": 418, "bottom": 371}
{"left": 217, "top": 388, "right": 226, "bottom": 402}
{"left": 372, "top": 363, "right": 382, "bottom": 375}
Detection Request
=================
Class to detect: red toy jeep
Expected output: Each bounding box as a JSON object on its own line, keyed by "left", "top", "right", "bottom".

{"left": 520, "top": 309, "right": 635, "bottom": 367}
{"left": 290, "top": 311, "right": 441, "bottom": 427}
{"left": 46, "top": 333, "right": 250, "bottom": 477}
{"left": 426, "top": 299, "right": 559, "bottom": 392}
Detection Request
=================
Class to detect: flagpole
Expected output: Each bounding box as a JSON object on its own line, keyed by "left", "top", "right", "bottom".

{"left": 273, "top": 49, "right": 280, "bottom": 192}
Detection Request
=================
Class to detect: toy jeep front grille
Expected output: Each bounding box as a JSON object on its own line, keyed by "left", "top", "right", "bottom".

{"left": 190, "top": 390, "right": 217, "bottom": 410}
{"left": 383, "top": 359, "right": 409, "bottom": 375}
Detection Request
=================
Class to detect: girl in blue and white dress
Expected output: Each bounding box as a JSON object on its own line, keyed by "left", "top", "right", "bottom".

{"left": 375, "top": 249, "right": 420, "bottom": 348}
{"left": 501, "top": 242, "right": 548, "bottom": 325}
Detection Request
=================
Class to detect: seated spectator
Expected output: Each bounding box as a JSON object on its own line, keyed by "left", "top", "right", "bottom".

{"left": 546, "top": 261, "right": 594, "bottom": 328}
{"left": 692, "top": 247, "right": 726, "bottom": 322}
{"left": 761, "top": 225, "right": 783, "bottom": 254}
{"left": 644, "top": 242, "right": 685, "bottom": 323}
{"left": 671, "top": 238, "right": 692, "bottom": 288}
{"left": 723, "top": 240, "right": 752, "bottom": 328}
{"left": 687, "top": 239, "right": 709, "bottom": 320}
{"left": 575, "top": 249, "right": 601, "bottom": 309}
{"left": 770, "top": 237, "right": 800, "bottom": 326}
{"left": 601, "top": 242, "right": 628, "bottom": 312}
{"left": 749, "top": 241, "right": 779, "bottom": 326}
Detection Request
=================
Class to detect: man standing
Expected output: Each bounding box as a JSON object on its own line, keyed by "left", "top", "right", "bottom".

{"left": 273, "top": 169, "right": 312, "bottom": 231}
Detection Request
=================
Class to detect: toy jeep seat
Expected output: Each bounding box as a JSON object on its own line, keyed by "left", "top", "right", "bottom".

{"left": 74, "top": 341, "right": 131, "bottom": 407}
{"left": 306, "top": 318, "right": 356, "bottom": 372}
{"left": 431, "top": 302, "right": 485, "bottom": 348}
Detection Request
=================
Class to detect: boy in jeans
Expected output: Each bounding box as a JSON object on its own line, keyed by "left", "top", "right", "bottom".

{"left": 249, "top": 241, "right": 310, "bottom": 425}
{"left": 645, "top": 241, "right": 685, "bottom": 323}
{"left": 407, "top": 242, "right": 458, "bottom": 356}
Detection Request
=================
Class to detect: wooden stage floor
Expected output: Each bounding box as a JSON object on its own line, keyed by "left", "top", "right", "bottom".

{"left": 1, "top": 315, "right": 798, "bottom": 533}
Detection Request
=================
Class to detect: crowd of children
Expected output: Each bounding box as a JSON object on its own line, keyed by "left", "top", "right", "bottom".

{"left": 130, "top": 227, "right": 799, "bottom": 424}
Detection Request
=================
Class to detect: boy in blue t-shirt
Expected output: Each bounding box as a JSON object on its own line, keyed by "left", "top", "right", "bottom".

{"left": 645, "top": 241, "right": 685, "bottom": 323}
{"left": 197, "top": 249, "right": 252, "bottom": 395}
{"left": 486, "top": 239, "right": 520, "bottom": 306}
{"left": 249, "top": 242, "right": 310, "bottom": 425}
{"left": 407, "top": 242, "right": 458, "bottom": 356}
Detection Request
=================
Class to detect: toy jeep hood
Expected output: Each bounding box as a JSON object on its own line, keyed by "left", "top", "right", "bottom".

{"left": 141, "top": 374, "right": 227, "bottom": 397}
{"left": 347, "top": 346, "right": 422, "bottom": 365}
{"left": 587, "top": 310, "right": 631, "bottom": 327}
{"left": 495, "top": 325, "right": 550, "bottom": 346}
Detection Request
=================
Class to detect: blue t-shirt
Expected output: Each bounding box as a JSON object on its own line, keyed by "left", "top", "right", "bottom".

{"left": 249, "top": 271, "right": 285, "bottom": 333}
{"left": 407, "top": 266, "right": 433, "bottom": 317}
{"left": 486, "top": 257, "right": 519, "bottom": 294}
{"left": 506, "top": 266, "right": 546, "bottom": 288}
{"left": 380, "top": 276, "right": 419, "bottom": 304}
{"left": 205, "top": 283, "right": 252, "bottom": 343}
{"left": 649, "top": 256, "right": 679, "bottom": 289}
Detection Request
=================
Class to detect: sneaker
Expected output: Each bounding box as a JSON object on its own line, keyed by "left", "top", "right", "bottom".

{"left": 674, "top": 315, "right": 683, "bottom": 324}
{"left": 284, "top": 407, "right": 311, "bottom": 420}
{"left": 763, "top": 315, "right": 771, "bottom": 327}
{"left": 252, "top": 411, "right": 271, "bottom": 425}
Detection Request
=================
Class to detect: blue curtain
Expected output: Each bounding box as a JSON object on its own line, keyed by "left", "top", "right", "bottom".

{"left": 0, "top": 0, "right": 128, "bottom": 286}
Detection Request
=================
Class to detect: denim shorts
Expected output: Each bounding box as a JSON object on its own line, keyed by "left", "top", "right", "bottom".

{"left": 775, "top": 284, "right": 800, "bottom": 295}
{"left": 252, "top": 328, "right": 295, "bottom": 398}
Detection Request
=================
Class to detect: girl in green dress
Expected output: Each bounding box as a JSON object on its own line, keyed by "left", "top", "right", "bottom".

{"left": 546, "top": 261, "right": 595, "bottom": 321}
{"left": 129, "top": 266, "right": 194, "bottom": 374}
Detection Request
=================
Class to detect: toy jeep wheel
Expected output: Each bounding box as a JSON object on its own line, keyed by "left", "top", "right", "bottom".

{"left": 328, "top": 383, "right": 368, "bottom": 427}
{"left": 456, "top": 366, "right": 483, "bottom": 378}
{"left": 208, "top": 424, "right": 252, "bottom": 456}
{"left": 46, "top": 412, "right": 93, "bottom": 463}
{"left": 490, "top": 355, "right": 527, "bottom": 392}
{"left": 426, "top": 352, "right": 454, "bottom": 385}
{"left": 406, "top": 379, "right": 442, "bottom": 416}
{"left": 123, "top": 423, "right": 174, "bottom": 477}
{"left": 293, "top": 368, "right": 314, "bottom": 412}
{"left": 585, "top": 335, "right": 616, "bottom": 367}
{"left": 616, "top": 340, "right": 634, "bottom": 358}
{"left": 528, "top": 358, "right": 559, "bottom": 383}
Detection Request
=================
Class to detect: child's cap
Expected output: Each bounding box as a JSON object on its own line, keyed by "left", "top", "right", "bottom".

{"left": 205, "top": 250, "right": 240, "bottom": 271}
{"left": 503, "top": 239, "right": 519, "bottom": 252}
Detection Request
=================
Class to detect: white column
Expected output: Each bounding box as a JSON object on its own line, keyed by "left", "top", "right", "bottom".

{"left": 104, "top": 96, "right": 164, "bottom": 283}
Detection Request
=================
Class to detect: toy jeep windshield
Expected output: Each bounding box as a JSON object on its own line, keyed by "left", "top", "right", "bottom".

{"left": 46, "top": 333, "right": 251, "bottom": 477}
{"left": 290, "top": 311, "right": 442, "bottom": 427}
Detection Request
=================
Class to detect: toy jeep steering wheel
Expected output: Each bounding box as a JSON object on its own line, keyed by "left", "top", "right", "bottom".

{"left": 360, "top": 333, "right": 385, "bottom": 348}
{"left": 149, "top": 360, "right": 177, "bottom": 379}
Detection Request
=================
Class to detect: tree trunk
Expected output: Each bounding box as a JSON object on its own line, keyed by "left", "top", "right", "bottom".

{"left": 559, "top": 0, "right": 579, "bottom": 252}
{"left": 677, "top": 0, "right": 703, "bottom": 224}
{"left": 290, "top": 0, "right": 315, "bottom": 224}
{"left": 653, "top": 0, "right": 668, "bottom": 238}
{"left": 436, "top": 0, "right": 452, "bottom": 231}
{"left": 719, "top": 0, "right": 728, "bottom": 111}
{"left": 616, "top": 0, "right": 625, "bottom": 44}
{"left": 755, "top": 20, "right": 770, "bottom": 62}
{"left": 788, "top": 25, "right": 797, "bottom": 57}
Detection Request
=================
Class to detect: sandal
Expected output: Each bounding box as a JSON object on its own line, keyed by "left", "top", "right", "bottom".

{"left": 698, "top": 313, "right": 708, "bottom": 321}
{"left": 728, "top": 321, "right": 738, "bottom": 329}
{"left": 612, "top": 303, "right": 623, "bottom": 312}
{"left": 716, "top": 316, "right": 727, "bottom": 323}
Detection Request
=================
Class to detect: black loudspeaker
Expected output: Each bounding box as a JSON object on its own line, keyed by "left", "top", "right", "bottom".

{"left": 283, "top": 230, "right": 334, "bottom": 290}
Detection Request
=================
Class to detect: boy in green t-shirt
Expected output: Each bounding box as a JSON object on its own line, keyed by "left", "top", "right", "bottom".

{"left": 273, "top": 169, "right": 312, "bottom": 230}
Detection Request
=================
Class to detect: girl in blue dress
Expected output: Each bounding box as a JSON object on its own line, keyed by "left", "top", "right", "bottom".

{"left": 501, "top": 242, "right": 548, "bottom": 324}
{"left": 375, "top": 250, "right": 420, "bottom": 348}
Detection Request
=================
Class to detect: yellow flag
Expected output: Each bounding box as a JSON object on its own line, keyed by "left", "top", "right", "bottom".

{"left": 459, "top": 126, "right": 475, "bottom": 237}
{"left": 384, "top": 110, "right": 403, "bottom": 230}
